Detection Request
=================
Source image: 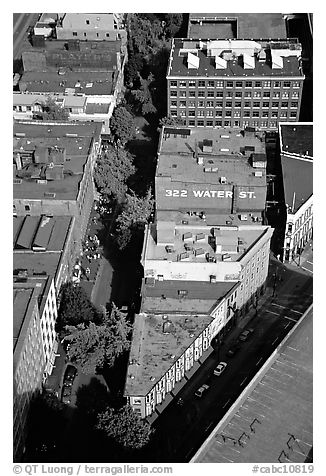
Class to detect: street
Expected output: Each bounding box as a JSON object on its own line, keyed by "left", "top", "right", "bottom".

{"left": 13, "top": 13, "right": 40, "bottom": 64}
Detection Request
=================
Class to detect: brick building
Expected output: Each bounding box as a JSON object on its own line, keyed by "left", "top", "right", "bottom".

{"left": 167, "top": 38, "right": 304, "bottom": 130}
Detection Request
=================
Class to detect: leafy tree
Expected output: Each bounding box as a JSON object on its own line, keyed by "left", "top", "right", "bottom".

{"left": 76, "top": 378, "right": 110, "bottom": 417}
{"left": 40, "top": 97, "right": 69, "bottom": 121}
{"left": 96, "top": 405, "right": 154, "bottom": 451}
{"left": 124, "top": 54, "right": 144, "bottom": 87}
{"left": 64, "top": 304, "right": 132, "bottom": 374}
{"left": 115, "top": 189, "right": 154, "bottom": 249}
{"left": 159, "top": 116, "right": 185, "bottom": 127}
{"left": 163, "top": 14, "right": 184, "bottom": 38}
{"left": 25, "top": 392, "right": 66, "bottom": 459}
{"left": 58, "top": 282, "right": 101, "bottom": 331}
{"left": 94, "top": 145, "right": 135, "bottom": 201}
{"left": 110, "top": 106, "right": 136, "bottom": 145}
{"left": 130, "top": 74, "right": 157, "bottom": 116}
{"left": 129, "top": 15, "right": 163, "bottom": 56}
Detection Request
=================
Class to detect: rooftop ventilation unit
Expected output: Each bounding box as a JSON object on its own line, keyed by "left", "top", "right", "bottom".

{"left": 222, "top": 253, "right": 231, "bottom": 261}
{"left": 202, "top": 139, "right": 213, "bottom": 153}
{"left": 182, "top": 232, "right": 192, "bottom": 241}
{"left": 254, "top": 170, "right": 263, "bottom": 177}
{"left": 220, "top": 148, "right": 229, "bottom": 152}
{"left": 240, "top": 214, "right": 248, "bottom": 221}
{"left": 243, "top": 53, "right": 255, "bottom": 69}
{"left": 210, "top": 275, "right": 217, "bottom": 283}
{"left": 13, "top": 179, "right": 22, "bottom": 185}
{"left": 178, "top": 252, "right": 190, "bottom": 261}
{"left": 220, "top": 177, "right": 227, "bottom": 184}
{"left": 15, "top": 132, "right": 26, "bottom": 137}
{"left": 157, "top": 275, "right": 164, "bottom": 281}
{"left": 44, "top": 192, "right": 56, "bottom": 198}
{"left": 165, "top": 245, "right": 173, "bottom": 253}
{"left": 187, "top": 51, "right": 200, "bottom": 69}
{"left": 194, "top": 248, "right": 205, "bottom": 256}
{"left": 195, "top": 233, "right": 205, "bottom": 241}
{"left": 215, "top": 55, "right": 227, "bottom": 69}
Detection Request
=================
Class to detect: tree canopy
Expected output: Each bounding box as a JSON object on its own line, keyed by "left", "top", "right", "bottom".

{"left": 94, "top": 145, "right": 135, "bottom": 201}
{"left": 57, "top": 282, "right": 101, "bottom": 331}
{"left": 39, "top": 97, "right": 69, "bottom": 121}
{"left": 159, "top": 115, "right": 185, "bottom": 128}
{"left": 110, "top": 106, "right": 136, "bottom": 145}
{"left": 115, "top": 189, "right": 154, "bottom": 249}
{"left": 130, "top": 74, "right": 157, "bottom": 116}
{"left": 96, "top": 405, "right": 154, "bottom": 451}
{"left": 63, "top": 304, "right": 132, "bottom": 374}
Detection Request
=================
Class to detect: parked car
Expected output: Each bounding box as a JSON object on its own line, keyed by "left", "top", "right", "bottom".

{"left": 213, "top": 361, "right": 227, "bottom": 376}
{"left": 239, "top": 328, "right": 254, "bottom": 342}
{"left": 63, "top": 364, "right": 77, "bottom": 383}
{"left": 195, "top": 384, "right": 210, "bottom": 398}
{"left": 227, "top": 342, "right": 241, "bottom": 357}
{"left": 61, "top": 386, "right": 72, "bottom": 404}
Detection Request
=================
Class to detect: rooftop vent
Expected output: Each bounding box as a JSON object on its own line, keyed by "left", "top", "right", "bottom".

{"left": 222, "top": 253, "right": 231, "bottom": 261}
{"left": 202, "top": 139, "right": 213, "bottom": 153}
{"left": 44, "top": 192, "right": 56, "bottom": 198}
{"left": 240, "top": 214, "right": 248, "bottom": 221}
{"left": 178, "top": 252, "right": 190, "bottom": 261}
{"left": 220, "top": 176, "right": 227, "bottom": 184}
{"left": 254, "top": 170, "right": 263, "bottom": 177}
{"left": 210, "top": 275, "right": 216, "bottom": 283}
{"left": 187, "top": 51, "right": 200, "bottom": 69}
{"left": 182, "top": 232, "right": 192, "bottom": 241}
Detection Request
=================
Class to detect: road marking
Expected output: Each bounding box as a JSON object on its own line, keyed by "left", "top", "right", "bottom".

{"left": 240, "top": 377, "right": 248, "bottom": 387}
{"left": 272, "top": 337, "right": 279, "bottom": 345}
{"left": 284, "top": 322, "right": 291, "bottom": 329}
{"left": 271, "top": 303, "right": 302, "bottom": 315}
{"left": 301, "top": 266, "right": 313, "bottom": 274}
{"left": 283, "top": 315, "right": 298, "bottom": 323}
{"left": 265, "top": 309, "right": 279, "bottom": 316}
{"left": 223, "top": 398, "right": 231, "bottom": 408}
{"left": 205, "top": 422, "right": 214, "bottom": 432}
{"left": 256, "top": 357, "right": 263, "bottom": 366}
{"left": 306, "top": 261, "right": 313, "bottom": 265}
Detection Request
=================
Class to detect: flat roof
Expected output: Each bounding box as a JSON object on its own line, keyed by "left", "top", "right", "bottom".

{"left": 13, "top": 251, "right": 63, "bottom": 280}
{"left": 281, "top": 156, "right": 313, "bottom": 214}
{"left": 193, "top": 308, "right": 313, "bottom": 463}
{"left": 125, "top": 312, "right": 213, "bottom": 396}
{"left": 144, "top": 223, "right": 268, "bottom": 263}
{"left": 141, "top": 279, "right": 238, "bottom": 314}
{"left": 156, "top": 210, "right": 263, "bottom": 228}
{"left": 168, "top": 39, "right": 303, "bottom": 78}
{"left": 279, "top": 123, "right": 313, "bottom": 159}
{"left": 13, "top": 121, "right": 101, "bottom": 200}
{"left": 188, "top": 13, "right": 287, "bottom": 39}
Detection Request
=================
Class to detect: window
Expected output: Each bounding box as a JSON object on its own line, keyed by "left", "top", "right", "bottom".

{"left": 281, "top": 102, "right": 288, "bottom": 108}
{"left": 282, "top": 91, "right": 289, "bottom": 99}
{"left": 197, "top": 120, "right": 204, "bottom": 126}
{"left": 280, "top": 111, "right": 287, "bottom": 117}
{"left": 197, "top": 110, "right": 205, "bottom": 116}
{"left": 234, "top": 102, "right": 241, "bottom": 108}
{"left": 262, "top": 102, "right": 269, "bottom": 108}
{"left": 198, "top": 101, "right": 205, "bottom": 107}
{"left": 179, "top": 81, "right": 186, "bottom": 87}
{"left": 179, "top": 91, "right": 186, "bottom": 97}
{"left": 290, "top": 112, "right": 297, "bottom": 118}
{"left": 292, "top": 81, "right": 300, "bottom": 88}
{"left": 216, "top": 81, "right": 223, "bottom": 87}
{"left": 263, "top": 81, "right": 271, "bottom": 88}
{"left": 84, "top": 32, "right": 87, "bottom": 37}
{"left": 198, "top": 80, "right": 205, "bottom": 87}
{"left": 254, "top": 91, "right": 261, "bottom": 98}
{"left": 179, "top": 101, "right": 186, "bottom": 107}
{"left": 171, "top": 110, "right": 177, "bottom": 116}
{"left": 225, "top": 101, "right": 232, "bottom": 108}
{"left": 234, "top": 120, "right": 240, "bottom": 126}
{"left": 272, "top": 101, "right": 279, "bottom": 108}
{"left": 262, "top": 111, "right": 269, "bottom": 117}
{"left": 189, "top": 110, "right": 195, "bottom": 117}
{"left": 25, "top": 205, "right": 30, "bottom": 211}
{"left": 226, "top": 81, "right": 233, "bottom": 88}
{"left": 207, "top": 120, "right": 213, "bottom": 126}
{"left": 224, "top": 120, "right": 230, "bottom": 126}
{"left": 253, "top": 102, "right": 260, "bottom": 108}
{"left": 189, "top": 80, "right": 196, "bottom": 87}
{"left": 273, "top": 91, "right": 280, "bottom": 98}
{"left": 291, "top": 102, "right": 298, "bottom": 108}
{"left": 216, "top": 91, "right": 223, "bottom": 97}
{"left": 208, "top": 80, "right": 214, "bottom": 87}
{"left": 171, "top": 81, "right": 177, "bottom": 87}
{"left": 254, "top": 81, "right": 262, "bottom": 88}
{"left": 253, "top": 111, "right": 259, "bottom": 117}
{"left": 244, "top": 111, "right": 250, "bottom": 117}
{"left": 189, "top": 120, "right": 195, "bottom": 126}
{"left": 215, "top": 110, "right": 223, "bottom": 117}
{"left": 171, "top": 101, "right": 177, "bottom": 107}
{"left": 263, "top": 91, "right": 270, "bottom": 98}
{"left": 244, "top": 91, "right": 252, "bottom": 98}
{"left": 73, "top": 31, "right": 77, "bottom": 36}
{"left": 274, "top": 81, "right": 280, "bottom": 88}
{"left": 292, "top": 91, "right": 299, "bottom": 99}
{"left": 283, "top": 81, "right": 291, "bottom": 88}
{"left": 233, "top": 111, "right": 241, "bottom": 117}
{"left": 189, "top": 91, "right": 196, "bottom": 97}
{"left": 206, "top": 101, "right": 214, "bottom": 107}
{"left": 216, "top": 102, "right": 223, "bottom": 108}
{"left": 245, "top": 81, "right": 252, "bottom": 87}
{"left": 198, "top": 91, "right": 205, "bottom": 97}
{"left": 226, "top": 91, "right": 233, "bottom": 98}
{"left": 106, "top": 33, "right": 110, "bottom": 37}
{"left": 261, "top": 121, "right": 268, "bottom": 127}
{"left": 207, "top": 91, "right": 214, "bottom": 97}
{"left": 235, "top": 91, "right": 242, "bottom": 98}
{"left": 170, "top": 91, "right": 177, "bottom": 97}
{"left": 235, "top": 81, "right": 242, "bottom": 87}
{"left": 207, "top": 110, "right": 214, "bottom": 116}
{"left": 225, "top": 111, "right": 232, "bottom": 117}
{"left": 215, "top": 120, "right": 222, "bottom": 126}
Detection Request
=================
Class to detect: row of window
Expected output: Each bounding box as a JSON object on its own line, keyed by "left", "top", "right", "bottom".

{"left": 171, "top": 118, "right": 279, "bottom": 128}
{"left": 170, "top": 90, "right": 299, "bottom": 99}
{"left": 171, "top": 110, "right": 298, "bottom": 120}
{"left": 171, "top": 100, "right": 299, "bottom": 109}
{"left": 170, "top": 79, "right": 301, "bottom": 89}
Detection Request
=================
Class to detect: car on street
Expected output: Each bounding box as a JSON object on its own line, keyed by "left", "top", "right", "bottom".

{"left": 195, "top": 384, "right": 210, "bottom": 398}
{"left": 239, "top": 328, "right": 254, "bottom": 342}
{"left": 63, "top": 364, "right": 77, "bottom": 384}
{"left": 61, "top": 386, "right": 72, "bottom": 404}
{"left": 227, "top": 342, "right": 241, "bottom": 357}
{"left": 213, "top": 361, "right": 227, "bottom": 376}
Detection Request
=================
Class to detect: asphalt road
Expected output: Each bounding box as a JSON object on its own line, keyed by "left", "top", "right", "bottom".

{"left": 150, "top": 262, "right": 313, "bottom": 462}
{"left": 13, "top": 13, "right": 39, "bottom": 62}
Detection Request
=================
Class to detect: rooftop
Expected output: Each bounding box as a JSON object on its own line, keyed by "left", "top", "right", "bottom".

{"left": 13, "top": 287, "right": 35, "bottom": 352}
{"left": 168, "top": 38, "right": 303, "bottom": 78}
{"left": 13, "top": 252, "right": 63, "bottom": 282}
{"left": 144, "top": 222, "right": 268, "bottom": 264}
{"left": 193, "top": 308, "right": 313, "bottom": 463}
{"left": 13, "top": 215, "right": 72, "bottom": 251}
{"left": 156, "top": 210, "right": 263, "bottom": 228}
{"left": 141, "top": 279, "right": 238, "bottom": 314}
{"left": 156, "top": 127, "right": 267, "bottom": 213}
{"left": 59, "top": 13, "right": 124, "bottom": 30}
{"left": 125, "top": 312, "right": 213, "bottom": 396}
{"left": 281, "top": 155, "right": 313, "bottom": 214}
{"left": 188, "top": 13, "right": 287, "bottom": 40}
{"left": 279, "top": 123, "right": 313, "bottom": 159}
{"left": 13, "top": 121, "right": 101, "bottom": 200}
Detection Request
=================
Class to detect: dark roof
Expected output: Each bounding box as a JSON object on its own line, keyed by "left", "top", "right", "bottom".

{"left": 280, "top": 124, "right": 313, "bottom": 158}
{"left": 281, "top": 156, "right": 313, "bottom": 213}
{"left": 15, "top": 216, "right": 40, "bottom": 249}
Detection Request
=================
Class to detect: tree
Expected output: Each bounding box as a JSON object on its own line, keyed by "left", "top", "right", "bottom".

{"left": 115, "top": 189, "right": 154, "bottom": 249}
{"left": 63, "top": 304, "right": 132, "bottom": 374}
{"left": 40, "top": 97, "right": 69, "bottom": 121}
{"left": 124, "top": 54, "right": 144, "bottom": 87}
{"left": 130, "top": 74, "right": 157, "bottom": 116}
{"left": 159, "top": 116, "right": 185, "bottom": 128}
{"left": 96, "top": 405, "right": 154, "bottom": 451}
{"left": 58, "top": 282, "right": 101, "bottom": 331}
{"left": 94, "top": 145, "right": 135, "bottom": 202}
{"left": 110, "top": 106, "right": 136, "bottom": 145}
{"left": 163, "top": 14, "right": 184, "bottom": 38}
{"left": 76, "top": 378, "right": 110, "bottom": 417}
{"left": 129, "top": 15, "right": 163, "bottom": 56}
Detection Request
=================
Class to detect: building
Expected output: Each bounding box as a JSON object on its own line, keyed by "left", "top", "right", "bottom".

{"left": 125, "top": 280, "right": 240, "bottom": 419}
{"left": 167, "top": 38, "right": 304, "bottom": 130}
{"left": 156, "top": 125, "right": 267, "bottom": 223}
{"left": 142, "top": 222, "right": 273, "bottom": 315}
{"left": 55, "top": 13, "right": 127, "bottom": 44}
{"left": 279, "top": 123, "right": 313, "bottom": 262}
{"left": 14, "top": 37, "right": 127, "bottom": 132}
{"left": 13, "top": 283, "right": 46, "bottom": 461}
{"left": 187, "top": 13, "right": 288, "bottom": 39}
{"left": 13, "top": 121, "right": 101, "bottom": 252}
